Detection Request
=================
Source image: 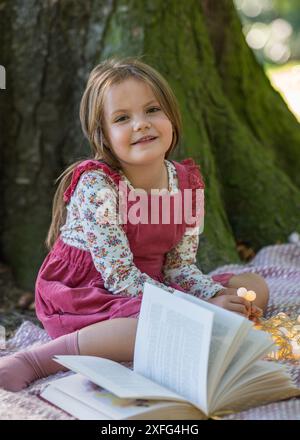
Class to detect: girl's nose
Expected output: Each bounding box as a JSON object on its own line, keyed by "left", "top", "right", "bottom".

{"left": 133, "top": 117, "right": 151, "bottom": 131}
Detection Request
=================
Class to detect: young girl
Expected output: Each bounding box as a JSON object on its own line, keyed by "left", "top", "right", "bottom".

{"left": 0, "top": 57, "right": 269, "bottom": 392}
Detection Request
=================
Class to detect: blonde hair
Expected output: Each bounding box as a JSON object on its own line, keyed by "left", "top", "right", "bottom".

{"left": 46, "top": 56, "right": 182, "bottom": 250}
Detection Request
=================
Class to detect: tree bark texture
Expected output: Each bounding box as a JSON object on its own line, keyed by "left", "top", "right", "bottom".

{"left": 1, "top": 0, "right": 299, "bottom": 290}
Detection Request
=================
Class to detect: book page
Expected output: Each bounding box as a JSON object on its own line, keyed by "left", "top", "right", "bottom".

{"left": 213, "top": 360, "right": 300, "bottom": 413}
{"left": 42, "top": 373, "right": 188, "bottom": 420}
{"left": 173, "top": 290, "right": 251, "bottom": 402}
{"left": 210, "top": 329, "right": 274, "bottom": 408}
{"left": 133, "top": 283, "right": 214, "bottom": 415}
{"left": 41, "top": 377, "right": 111, "bottom": 420}
{"left": 53, "top": 355, "right": 185, "bottom": 402}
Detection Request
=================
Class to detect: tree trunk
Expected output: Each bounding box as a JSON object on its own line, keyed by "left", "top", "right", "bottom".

{"left": 1, "top": 0, "right": 299, "bottom": 290}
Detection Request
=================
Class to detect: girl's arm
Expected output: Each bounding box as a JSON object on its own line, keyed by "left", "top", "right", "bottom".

{"left": 163, "top": 235, "right": 261, "bottom": 319}
{"left": 162, "top": 226, "right": 224, "bottom": 299}
{"left": 74, "top": 170, "right": 174, "bottom": 297}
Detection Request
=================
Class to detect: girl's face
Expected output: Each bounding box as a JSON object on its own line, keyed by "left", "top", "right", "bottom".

{"left": 103, "top": 78, "right": 173, "bottom": 167}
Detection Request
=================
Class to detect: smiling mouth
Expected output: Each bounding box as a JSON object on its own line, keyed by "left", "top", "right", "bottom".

{"left": 132, "top": 137, "right": 157, "bottom": 145}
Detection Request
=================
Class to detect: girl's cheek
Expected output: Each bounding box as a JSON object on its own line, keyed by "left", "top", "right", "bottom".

{"left": 111, "top": 127, "right": 127, "bottom": 140}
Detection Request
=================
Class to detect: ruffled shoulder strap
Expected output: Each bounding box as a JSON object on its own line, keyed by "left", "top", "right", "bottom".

{"left": 63, "top": 159, "right": 121, "bottom": 203}
{"left": 171, "top": 157, "right": 205, "bottom": 191}
{"left": 171, "top": 158, "right": 205, "bottom": 230}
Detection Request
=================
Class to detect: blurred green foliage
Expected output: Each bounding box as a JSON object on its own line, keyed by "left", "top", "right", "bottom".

{"left": 234, "top": 0, "right": 300, "bottom": 64}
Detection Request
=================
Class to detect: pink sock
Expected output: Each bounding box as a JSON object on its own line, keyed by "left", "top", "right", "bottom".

{"left": 0, "top": 331, "right": 80, "bottom": 392}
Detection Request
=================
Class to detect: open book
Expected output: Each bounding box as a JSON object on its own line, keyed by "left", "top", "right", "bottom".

{"left": 40, "top": 283, "right": 299, "bottom": 419}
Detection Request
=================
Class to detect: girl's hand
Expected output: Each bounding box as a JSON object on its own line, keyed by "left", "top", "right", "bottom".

{"left": 209, "top": 287, "right": 263, "bottom": 322}
{"left": 248, "top": 304, "right": 263, "bottom": 323}
{"left": 207, "top": 288, "right": 251, "bottom": 318}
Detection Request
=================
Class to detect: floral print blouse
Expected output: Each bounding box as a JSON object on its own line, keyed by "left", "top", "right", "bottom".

{"left": 60, "top": 160, "right": 223, "bottom": 299}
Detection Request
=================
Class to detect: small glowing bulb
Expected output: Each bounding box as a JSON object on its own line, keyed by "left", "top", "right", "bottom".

{"left": 237, "top": 287, "right": 256, "bottom": 302}
{"left": 244, "top": 290, "right": 256, "bottom": 302}
{"left": 237, "top": 287, "right": 248, "bottom": 297}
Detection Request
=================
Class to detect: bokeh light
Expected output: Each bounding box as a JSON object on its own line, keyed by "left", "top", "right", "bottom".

{"left": 234, "top": 0, "right": 300, "bottom": 121}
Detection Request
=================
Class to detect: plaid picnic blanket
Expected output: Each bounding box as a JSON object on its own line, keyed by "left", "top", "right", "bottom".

{"left": 1, "top": 243, "right": 299, "bottom": 420}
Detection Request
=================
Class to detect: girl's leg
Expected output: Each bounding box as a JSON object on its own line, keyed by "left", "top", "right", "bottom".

{"left": 78, "top": 317, "right": 138, "bottom": 361}
{"left": 0, "top": 317, "right": 138, "bottom": 392}
{"left": 227, "top": 272, "right": 269, "bottom": 311}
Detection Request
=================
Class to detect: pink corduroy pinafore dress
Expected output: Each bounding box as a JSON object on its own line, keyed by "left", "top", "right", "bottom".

{"left": 35, "top": 158, "right": 234, "bottom": 338}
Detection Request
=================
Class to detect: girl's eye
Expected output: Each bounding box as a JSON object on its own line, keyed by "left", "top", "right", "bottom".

{"left": 114, "top": 107, "right": 161, "bottom": 123}
{"left": 147, "top": 107, "right": 161, "bottom": 113}
{"left": 114, "top": 115, "right": 128, "bottom": 123}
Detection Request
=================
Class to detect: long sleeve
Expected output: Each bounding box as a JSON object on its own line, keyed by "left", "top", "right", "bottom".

{"left": 162, "top": 226, "right": 224, "bottom": 299}
{"left": 72, "top": 170, "right": 174, "bottom": 297}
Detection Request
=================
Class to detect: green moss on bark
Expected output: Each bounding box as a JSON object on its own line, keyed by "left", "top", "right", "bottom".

{"left": 2, "top": 0, "right": 300, "bottom": 290}
{"left": 202, "top": 0, "right": 300, "bottom": 189}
